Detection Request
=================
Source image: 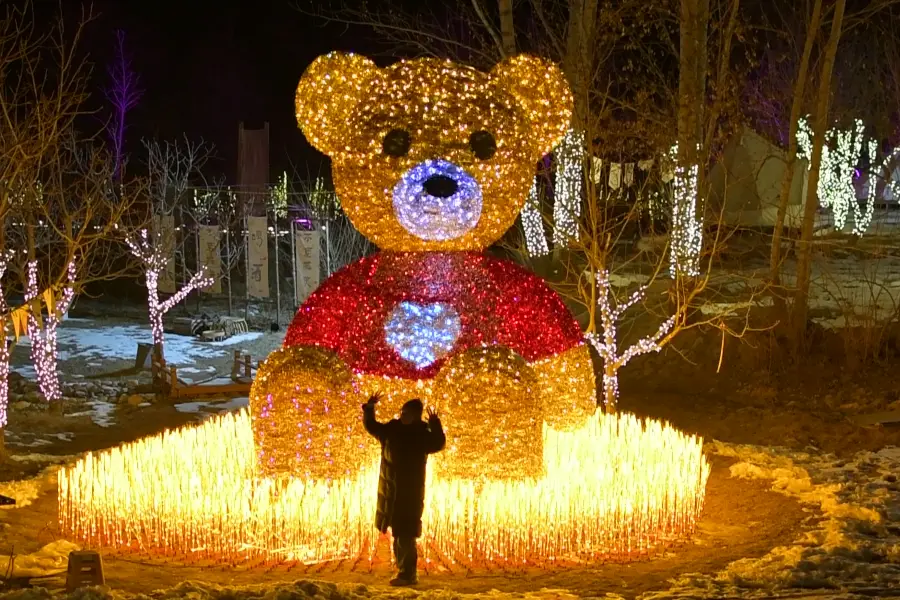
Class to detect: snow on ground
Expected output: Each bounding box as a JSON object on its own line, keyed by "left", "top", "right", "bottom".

{"left": 16, "top": 322, "right": 263, "bottom": 366}
{"left": 640, "top": 442, "right": 900, "bottom": 598}
{"left": 0, "top": 468, "right": 56, "bottom": 509}
{"left": 4, "top": 431, "right": 74, "bottom": 449}
{"left": 65, "top": 400, "right": 116, "bottom": 428}
{"left": 174, "top": 396, "right": 248, "bottom": 416}
{"left": 10, "top": 365, "right": 35, "bottom": 381}
{"left": 0, "top": 541, "right": 81, "bottom": 579}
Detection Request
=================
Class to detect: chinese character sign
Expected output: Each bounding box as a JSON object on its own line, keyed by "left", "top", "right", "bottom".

{"left": 294, "top": 229, "right": 320, "bottom": 304}
{"left": 153, "top": 214, "right": 177, "bottom": 294}
{"left": 199, "top": 225, "right": 222, "bottom": 294}
{"left": 247, "top": 216, "right": 269, "bottom": 298}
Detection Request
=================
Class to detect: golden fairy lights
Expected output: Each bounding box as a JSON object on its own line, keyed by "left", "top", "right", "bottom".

{"left": 250, "top": 344, "right": 596, "bottom": 481}
{"left": 59, "top": 408, "right": 710, "bottom": 565}
{"left": 295, "top": 52, "right": 573, "bottom": 251}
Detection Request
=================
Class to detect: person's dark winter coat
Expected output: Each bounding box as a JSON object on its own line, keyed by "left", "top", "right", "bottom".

{"left": 362, "top": 402, "right": 445, "bottom": 538}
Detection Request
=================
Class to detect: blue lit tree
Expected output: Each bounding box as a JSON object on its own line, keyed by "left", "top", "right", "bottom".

{"left": 104, "top": 29, "right": 143, "bottom": 182}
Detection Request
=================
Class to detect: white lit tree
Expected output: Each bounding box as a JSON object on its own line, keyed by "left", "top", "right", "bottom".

{"left": 126, "top": 229, "right": 213, "bottom": 350}
{"left": 0, "top": 250, "right": 16, "bottom": 431}
{"left": 24, "top": 259, "right": 76, "bottom": 404}
{"left": 797, "top": 116, "right": 873, "bottom": 234}
{"left": 132, "top": 136, "right": 216, "bottom": 353}
{"left": 584, "top": 269, "right": 676, "bottom": 410}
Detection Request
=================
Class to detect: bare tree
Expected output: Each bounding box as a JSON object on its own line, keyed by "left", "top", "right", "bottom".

{"left": 104, "top": 29, "right": 143, "bottom": 181}
{"left": 791, "top": 0, "right": 847, "bottom": 342}
{"left": 769, "top": 0, "right": 823, "bottom": 292}
{"left": 0, "top": 4, "right": 145, "bottom": 453}
{"left": 128, "top": 137, "right": 216, "bottom": 355}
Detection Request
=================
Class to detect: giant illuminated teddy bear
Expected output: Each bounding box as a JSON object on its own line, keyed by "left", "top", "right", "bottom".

{"left": 250, "top": 53, "right": 596, "bottom": 482}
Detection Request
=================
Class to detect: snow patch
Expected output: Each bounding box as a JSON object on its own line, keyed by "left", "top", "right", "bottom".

{"left": 18, "top": 322, "right": 259, "bottom": 366}
{"left": 0, "top": 468, "right": 56, "bottom": 509}
{"left": 652, "top": 442, "right": 900, "bottom": 598}
{"left": 175, "top": 397, "right": 248, "bottom": 415}
{"left": 0, "top": 540, "right": 80, "bottom": 578}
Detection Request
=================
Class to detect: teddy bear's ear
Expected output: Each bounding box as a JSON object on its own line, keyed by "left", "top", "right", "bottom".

{"left": 295, "top": 52, "right": 379, "bottom": 156}
{"left": 491, "top": 55, "right": 573, "bottom": 158}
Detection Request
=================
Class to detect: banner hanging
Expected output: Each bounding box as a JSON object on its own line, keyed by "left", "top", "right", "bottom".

{"left": 294, "top": 229, "right": 321, "bottom": 304}
{"left": 608, "top": 163, "right": 622, "bottom": 190}
{"left": 246, "top": 216, "right": 269, "bottom": 298}
{"left": 198, "top": 225, "right": 222, "bottom": 294}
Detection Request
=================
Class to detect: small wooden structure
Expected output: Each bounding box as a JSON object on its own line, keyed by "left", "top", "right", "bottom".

{"left": 66, "top": 550, "right": 104, "bottom": 591}
{"left": 152, "top": 349, "right": 255, "bottom": 400}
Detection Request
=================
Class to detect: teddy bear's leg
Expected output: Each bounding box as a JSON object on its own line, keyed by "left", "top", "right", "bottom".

{"left": 532, "top": 344, "right": 598, "bottom": 430}
{"left": 249, "top": 345, "right": 366, "bottom": 479}
{"left": 432, "top": 346, "right": 542, "bottom": 480}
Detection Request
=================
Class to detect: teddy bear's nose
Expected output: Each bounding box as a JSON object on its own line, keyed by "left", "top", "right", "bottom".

{"left": 423, "top": 175, "right": 458, "bottom": 198}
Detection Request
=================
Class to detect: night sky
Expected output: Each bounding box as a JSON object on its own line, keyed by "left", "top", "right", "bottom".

{"left": 53, "top": 0, "right": 376, "bottom": 183}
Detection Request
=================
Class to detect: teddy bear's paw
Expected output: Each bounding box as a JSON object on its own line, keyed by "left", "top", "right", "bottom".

{"left": 249, "top": 345, "right": 366, "bottom": 479}
{"left": 533, "top": 344, "right": 598, "bottom": 431}
{"left": 432, "top": 346, "right": 543, "bottom": 480}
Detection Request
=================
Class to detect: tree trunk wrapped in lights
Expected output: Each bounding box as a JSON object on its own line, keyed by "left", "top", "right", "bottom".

{"left": 584, "top": 269, "right": 676, "bottom": 411}
{"left": 0, "top": 250, "right": 16, "bottom": 428}
{"left": 552, "top": 128, "right": 584, "bottom": 248}
{"left": 669, "top": 144, "right": 702, "bottom": 278}
{"left": 521, "top": 178, "right": 550, "bottom": 257}
{"left": 25, "top": 260, "right": 76, "bottom": 404}
{"left": 126, "top": 229, "right": 214, "bottom": 349}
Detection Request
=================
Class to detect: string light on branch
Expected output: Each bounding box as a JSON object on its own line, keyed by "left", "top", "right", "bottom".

{"left": 126, "top": 228, "right": 214, "bottom": 348}
{"left": 25, "top": 259, "right": 76, "bottom": 404}
{"left": 797, "top": 117, "right": 870, "bottom": 234}
{"left": 0, "top": 250, "right": 16, "bottom": 428}
{"left": 521, "top": 178, "right": 549, "bottom": 256}
{"left": 669, "top": 144, "right": 701, "bottom": 277}
{"left": 584, "top": 269, "right": 675, "bottom": 410}
{"left": 553, "top": 128, "right": 584, "bottom": 247}
{"left": 855, "top": 139, "right": 879, "bottom": 236}
{"left": 881, "top": 148, "right": 900, "bottom": 204}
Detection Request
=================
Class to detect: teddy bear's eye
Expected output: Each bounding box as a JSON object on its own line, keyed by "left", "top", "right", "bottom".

{"left": 382, "top": 129, "right": 412, "bottom": 157}
{"left": 469, "top": 130, "right": 497, "bottom": 160}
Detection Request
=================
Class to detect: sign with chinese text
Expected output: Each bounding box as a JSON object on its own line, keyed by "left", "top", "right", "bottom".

{"left": 294, "top": 229, "right": 320, "bottom": 304}
{"left": 247, "top": 216, "right": 269, "bottom": 298}
{"left": 198, "top": 225, "right": 222, "bottom": 294}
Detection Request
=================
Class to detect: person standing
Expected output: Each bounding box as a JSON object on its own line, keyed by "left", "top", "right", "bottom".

{"left": 362, "top": 393, "right": 445, "bottom": 586}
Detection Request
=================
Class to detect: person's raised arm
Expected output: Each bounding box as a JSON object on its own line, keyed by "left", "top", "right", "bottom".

{"left": 424, "top": 406, "right": 446, "bottom": 454}
{"left": 362, "top": 392, "right": 388, "bottom": 442}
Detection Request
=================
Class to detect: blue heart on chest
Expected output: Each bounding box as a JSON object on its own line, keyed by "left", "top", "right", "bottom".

{"left": 384, "top": 301, "right": 461, "bottom": 368}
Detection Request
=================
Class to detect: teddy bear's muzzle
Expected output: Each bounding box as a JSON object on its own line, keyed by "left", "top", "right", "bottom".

{"left": 392, "top": 159, "right": 483, "bottom": 241}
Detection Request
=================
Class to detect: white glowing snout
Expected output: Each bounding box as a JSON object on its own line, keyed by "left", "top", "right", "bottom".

{"left": 392, "top": 159, "right": 483, "bottom": 241}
